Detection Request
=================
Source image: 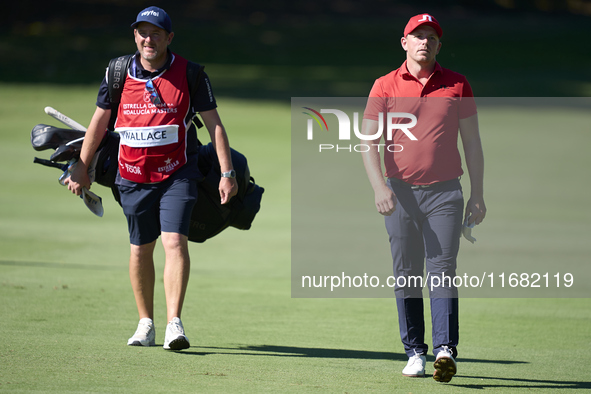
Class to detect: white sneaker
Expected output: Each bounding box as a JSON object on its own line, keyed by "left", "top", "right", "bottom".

{"left": 433, "top": 346, "right": 457, "bottom": 382}
{"left": 402, "top": 353, "right": 426, "bottom": 377}
{"left": 127, "top": 318, "right": 155, "bottom": 347}
{"left": 163, "top": 317, "right": 190, "bottom": 350}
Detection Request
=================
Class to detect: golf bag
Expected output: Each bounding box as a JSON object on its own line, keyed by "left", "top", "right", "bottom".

{"left": 189, "top": 142, "right": 264, "bottom": 243}
{"left": 31, "top": 123, "right": 264, "bottom": 243}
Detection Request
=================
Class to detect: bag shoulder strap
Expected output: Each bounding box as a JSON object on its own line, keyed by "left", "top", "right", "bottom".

{"left": 107, "top": 54, "right": 134, "bottom": 131}
{"left": 186, "top": 61, "right": 205, "bottom": 130}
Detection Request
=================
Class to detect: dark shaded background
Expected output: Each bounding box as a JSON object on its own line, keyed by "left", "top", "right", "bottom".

{"left": 3, "top": 0, "right": 591, "bottom": 99}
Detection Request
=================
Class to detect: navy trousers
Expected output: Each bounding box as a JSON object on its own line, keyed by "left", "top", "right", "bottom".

{"left": 385, "top": 177, "right": 463, "bottom": 359}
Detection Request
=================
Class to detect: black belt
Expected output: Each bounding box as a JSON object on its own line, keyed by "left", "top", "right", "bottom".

{"left": 389, "top": 177, "right": 459, "bottom": 190}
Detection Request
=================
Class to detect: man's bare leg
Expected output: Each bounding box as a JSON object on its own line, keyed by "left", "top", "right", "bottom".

{"left": 129, "top": 240, "right": 157, "bottom": 319}
{"left": 161, "top": 232, "right": 191, "bottom": 350}
{"left": 127, "top": 240, "right": 157, "bottom": 347}
{"left": 161, "top": 232, "right": 191, "bottom": 322}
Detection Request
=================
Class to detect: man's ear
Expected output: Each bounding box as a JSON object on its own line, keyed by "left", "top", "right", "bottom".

{"left": 400, "top": 36, "right": 408, "bottom": 52}
{"left": 167, "top": 32, "right": 175, "bottom": 45}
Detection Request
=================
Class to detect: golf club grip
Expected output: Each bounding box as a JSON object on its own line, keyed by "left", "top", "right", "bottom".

{"left": 33, "top": 157, "right": 68, "bottom": 171}
{"left": 44, "top": 107, "right": 87, "bottom": 132}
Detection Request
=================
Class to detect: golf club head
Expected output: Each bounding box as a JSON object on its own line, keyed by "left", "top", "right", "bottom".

{"left": 81, "top": 188, "right": 104, "bottom": 217}
{"left": 58, "top": 159, "right": 77, "bottom": 186}
{"left": 58, "top": 170, "right": 69, "bottom": 186}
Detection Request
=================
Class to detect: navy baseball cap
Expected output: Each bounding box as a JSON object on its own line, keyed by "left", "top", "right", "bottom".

{"left": 131, "top": 6, "right": 172, "bottom": 32}
{"left": 404, "top": 13, "right": 443, "bottom": 38}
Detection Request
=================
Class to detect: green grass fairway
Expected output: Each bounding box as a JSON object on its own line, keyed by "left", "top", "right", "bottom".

{"left": 1, "top": 84, "right": 590, "bottom": 393}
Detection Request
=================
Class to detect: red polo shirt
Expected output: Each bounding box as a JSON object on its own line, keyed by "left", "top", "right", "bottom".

{"left": 363, "top": 61, "right": 477, "bottom": 185}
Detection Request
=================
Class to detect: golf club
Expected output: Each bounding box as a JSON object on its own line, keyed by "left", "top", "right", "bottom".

{"left": 44, "top": 106, "right": 87, "bottom": 131}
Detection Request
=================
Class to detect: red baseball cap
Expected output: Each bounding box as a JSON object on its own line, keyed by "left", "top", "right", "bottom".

{"left": 403, "top": 14, "right": 443, "bottom": 38}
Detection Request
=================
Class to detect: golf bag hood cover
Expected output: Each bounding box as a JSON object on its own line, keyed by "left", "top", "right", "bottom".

{"left": 31, "top": 124, "right": 85, "bottom": 152}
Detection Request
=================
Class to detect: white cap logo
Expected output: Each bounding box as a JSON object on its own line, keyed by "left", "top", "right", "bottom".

{"left": 141, "top": 10, "right": 160, "bottom": 17}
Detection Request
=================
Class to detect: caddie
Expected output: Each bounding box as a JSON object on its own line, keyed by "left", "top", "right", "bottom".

{"left": 360, "top": 13, "right": 486, "bottom": 382}
{"left": 67, "top": 6, "right": 238, "bottom": 350}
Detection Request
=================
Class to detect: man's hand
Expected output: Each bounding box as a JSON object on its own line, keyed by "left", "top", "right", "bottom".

{"left": 219, "top": 177, "right": 238, "bottom": 205}
{"left": 65, "top": 163, "right": 91, "bottom": 196}
{"left": 375, "top": 183, "right": 397, "bottom": 216}
{"left": 465, "top": 195, "right": 486, "bottom": 225}
{"left": 63, "top": 106, "right": 110, "bottom": 196}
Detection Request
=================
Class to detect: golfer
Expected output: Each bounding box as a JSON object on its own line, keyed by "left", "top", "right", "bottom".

{"left": 361, "top": 14, "right": 486, "bottom": 382}
{"left": 67, "top": 6, "right": 237, "bottom": 350}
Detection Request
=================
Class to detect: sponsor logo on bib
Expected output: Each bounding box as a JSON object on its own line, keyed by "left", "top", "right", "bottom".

{"left": 117, "top": 124, "right": 179, "bottom": 148}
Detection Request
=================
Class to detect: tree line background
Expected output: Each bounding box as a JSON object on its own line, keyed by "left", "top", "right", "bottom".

{"left": 3, "top": 0, "right": 591, "bottom": 99}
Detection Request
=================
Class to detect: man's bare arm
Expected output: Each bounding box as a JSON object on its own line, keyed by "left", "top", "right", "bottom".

{"left": 66, "top": 107, "right": 111, "bottom": 196}
{"left": 200, "top": 109, "right": 238, "bottom": 204}
{"left": 360, "top": 119, "right": 397, "bottom": 216}
{"left": 459, "top": 113, "right": 486, "bottom": 225}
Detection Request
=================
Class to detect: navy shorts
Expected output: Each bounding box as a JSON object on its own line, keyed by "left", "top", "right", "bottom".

{"left": 117, "top": 155, "right": 201, "bottom": 246}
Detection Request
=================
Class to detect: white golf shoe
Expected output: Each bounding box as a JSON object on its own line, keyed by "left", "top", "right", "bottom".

{"left": 127, "top": 318, "right": 156, "bottom": 347}
{"left": 433, "top": 346, "right": 457, "bottom": 383}
{"left": 163, "top": 317, "right": 190, "bottom": 350}
{"left": 402, "top": 353, "right": 426, "bottom": 377}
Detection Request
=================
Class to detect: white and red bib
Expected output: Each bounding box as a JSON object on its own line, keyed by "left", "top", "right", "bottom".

{"left": 115, "top": 55, "right": 191, "bottom": 183}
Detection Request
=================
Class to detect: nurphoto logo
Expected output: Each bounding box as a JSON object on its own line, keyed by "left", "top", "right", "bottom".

{"left": 302, "top": 107, "right": 418, "bottom": 153}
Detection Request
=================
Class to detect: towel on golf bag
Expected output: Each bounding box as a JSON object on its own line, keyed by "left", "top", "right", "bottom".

{"left": 31, "top": 124, "right": 264, "bottom": 243}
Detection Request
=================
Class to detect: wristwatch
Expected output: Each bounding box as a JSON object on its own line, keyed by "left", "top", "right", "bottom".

{"left": 221, "top": 169, "right": 236, "bottom": 179}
